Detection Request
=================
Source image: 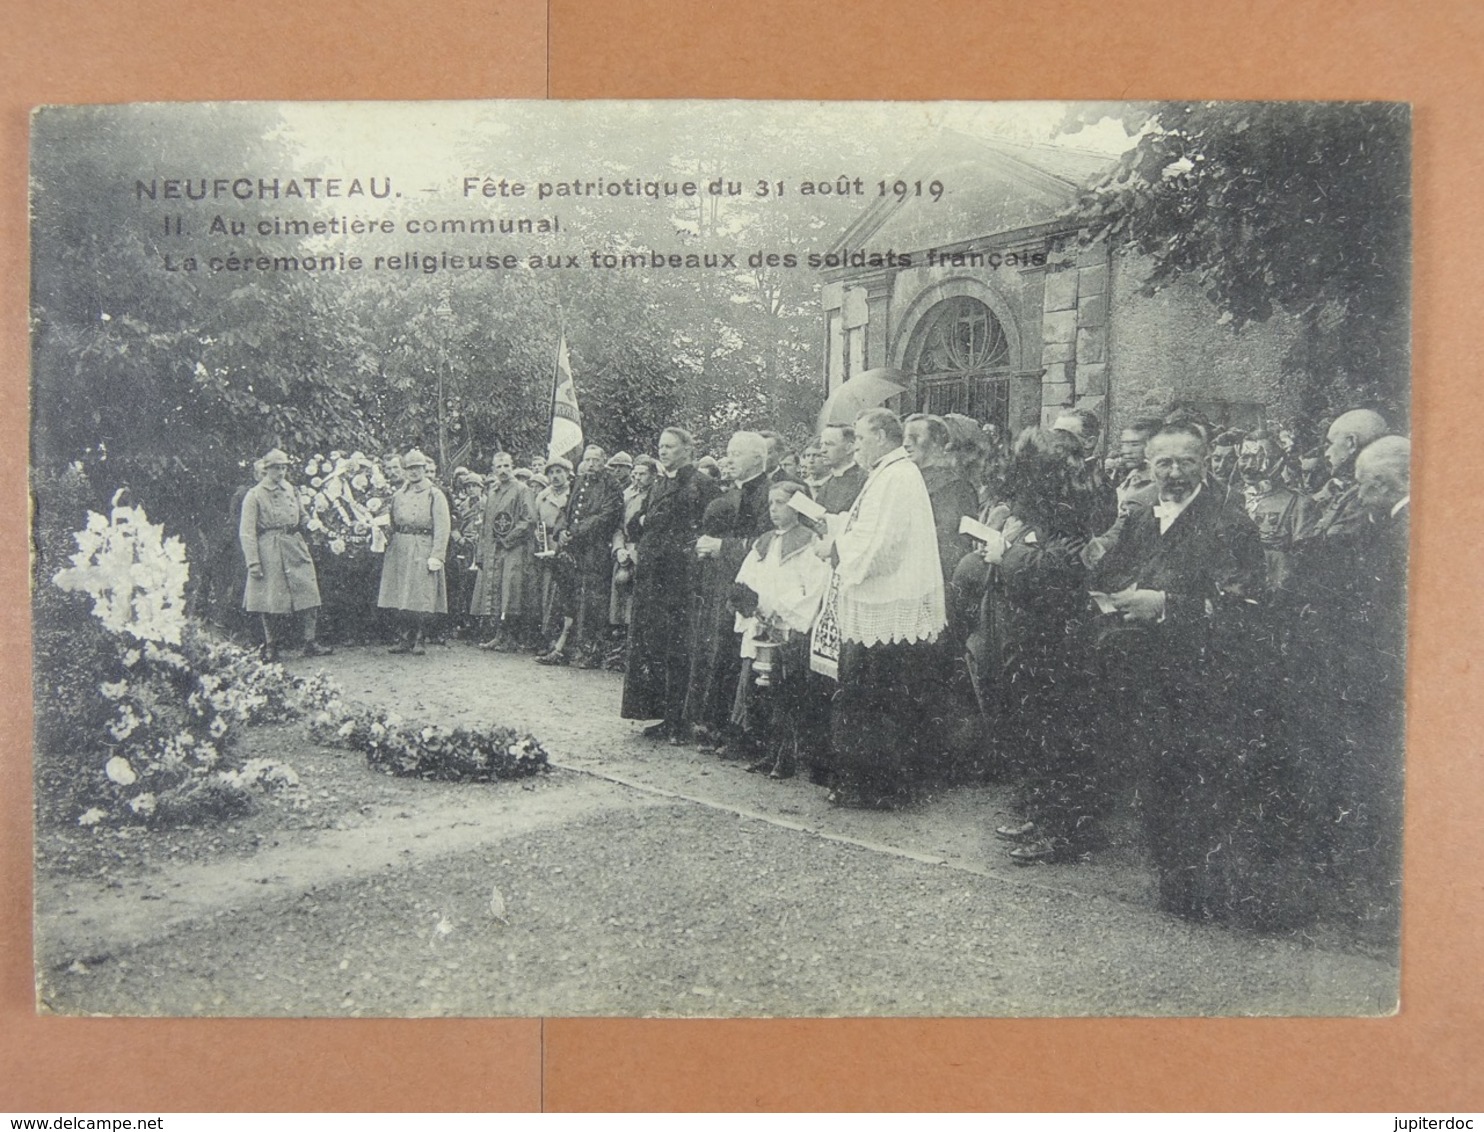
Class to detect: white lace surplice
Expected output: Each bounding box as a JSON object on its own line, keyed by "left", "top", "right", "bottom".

{"left": 831, "top": 447, "right": 946, "bottom": 647}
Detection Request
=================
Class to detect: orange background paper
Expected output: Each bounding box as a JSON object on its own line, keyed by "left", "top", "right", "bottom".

{"left": 2, "top": 0, "right": 1480, "bottom": 1112}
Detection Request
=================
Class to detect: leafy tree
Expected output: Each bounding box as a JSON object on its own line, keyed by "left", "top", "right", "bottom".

{"left": 1062, "top": 101, "right": 1411, "bottom": 424}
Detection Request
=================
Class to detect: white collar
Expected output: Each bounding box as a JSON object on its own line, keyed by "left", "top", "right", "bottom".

{"left": 829, "top": 461, "right": 859, "bottom": 478}
{"left": 1153, "top": 482, "right": 1202, "bottom": 529}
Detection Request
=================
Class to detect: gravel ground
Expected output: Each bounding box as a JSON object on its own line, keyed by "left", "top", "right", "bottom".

{"left": 35, "top": 642, "right": 1400, "bottom": 1017}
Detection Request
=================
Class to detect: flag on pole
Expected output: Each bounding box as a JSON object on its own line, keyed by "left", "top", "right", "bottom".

{"left": 547, "top": 334, "right": 583, "bottom": 463}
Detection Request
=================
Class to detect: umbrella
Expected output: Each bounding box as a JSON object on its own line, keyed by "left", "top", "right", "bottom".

{"left": 817, "top": 368, "right": 908, "bottom": 430}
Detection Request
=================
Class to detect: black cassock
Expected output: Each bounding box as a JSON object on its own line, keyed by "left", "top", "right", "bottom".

{"left": 681, "top": 474, "right": 774, "bottom": 735}
{"left": 621, "top": 463, "right": 721, "bottom": 725}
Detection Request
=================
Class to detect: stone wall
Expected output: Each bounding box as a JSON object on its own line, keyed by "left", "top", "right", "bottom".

{"left": 1037, "top": 239, "right": 1111, "bottom": 431}
{"left": 1104, "top": 250, "right": 1303, "bottom": 437}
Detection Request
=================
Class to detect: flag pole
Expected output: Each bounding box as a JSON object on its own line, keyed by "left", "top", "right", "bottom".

{"left": 548, "top": 304, "right": 566, "bottom": 459}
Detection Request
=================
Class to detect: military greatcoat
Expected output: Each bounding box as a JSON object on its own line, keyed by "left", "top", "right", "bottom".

{"left": 239, "top": 479, "right": 323, "bottom": 614}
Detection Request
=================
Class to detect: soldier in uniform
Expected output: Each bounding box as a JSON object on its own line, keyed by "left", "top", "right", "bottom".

{"left": 470, "top": 452, "right": 535, "bottom": 651}
{"left": 377, "top": 449, "right": 451, "bottom": 655}
{"left": 239, "top": 448, "right": 332, "bottom": 661}
{"left": 1237, "top": 430, "right": 1314, "bottom": 596}
{"left": 539, "top": 445, "right": 623, "bottom": 667}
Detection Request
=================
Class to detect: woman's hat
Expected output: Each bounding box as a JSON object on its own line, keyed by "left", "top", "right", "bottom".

{"left": 260, "top": 448, "right": 290, "bottom": 467}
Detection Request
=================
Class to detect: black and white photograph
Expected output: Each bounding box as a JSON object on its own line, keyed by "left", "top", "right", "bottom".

{"left": 29, "top": 99, "right": 1411, "bottom": 1017}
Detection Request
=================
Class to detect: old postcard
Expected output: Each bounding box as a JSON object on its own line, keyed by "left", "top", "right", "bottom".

{"left": 29, "top": 100, "right": 1409, "bottom": 1016}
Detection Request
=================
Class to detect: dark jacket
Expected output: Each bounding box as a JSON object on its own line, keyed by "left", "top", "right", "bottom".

{"left": 1090, "top": 483, "right": 1265, "bottom": 649}
{"left": 920, "top": 465, "right": 980, "bottom": 586}
{"left": 563, "top": 470, "right": 624, "bottom": 575}
{"left": 814, "top": 463, "right": 867, "bottom": 515}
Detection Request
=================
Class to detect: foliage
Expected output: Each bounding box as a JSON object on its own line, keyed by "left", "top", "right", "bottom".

{"left": 309, "top": 703, "right": 549, "bottom": 783}
{"left": 1061, "top": 101, "right": 1411, "bottom": 423}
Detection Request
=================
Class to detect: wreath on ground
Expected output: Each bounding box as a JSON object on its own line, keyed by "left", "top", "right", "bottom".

{"left": 309, "top": 707, "right": 549, "bottom": 782}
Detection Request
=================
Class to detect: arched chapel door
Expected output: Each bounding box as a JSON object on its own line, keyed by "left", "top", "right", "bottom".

{"left": 904, "top": 296, "right": 1013, "bottom": 432}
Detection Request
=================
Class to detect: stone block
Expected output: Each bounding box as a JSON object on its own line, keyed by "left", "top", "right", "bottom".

{"left": 1042, "top": 308, "right": 1078, "bottom": 344}
{"left": 1077, "top": 325, "right": 1107, "bottom": 364}
{"left": 1076, "top": 362, "right": 1108, "bottom": 395}
{"left": 1041, "top": 340, "right": 1075, "bottom": 365}
{"left": 1074, "top": 394, "right": 1107, "bottom": 421}
{"left": 1078, "top": 290, "right": 1108, "bottom": 327}
{"left": 1041, "top": 381, "right": 1074, "bottom": 407}
{"left": 843, "top": 287, "right": 869, "bottom": 329}
{"left": 1042, "top": 268, "right": 1079, "bottom": 312}
{"left": 1077, "top": 239, "right": 1109, "bottom": 268}
{"left": 821, "top": 281, "right": 844, "bottom": 311}
{"left": 1042, "top": 362, "right": 1070, "bottom": 387}
{"left": 1078, "top": 262, "right": 1109, "bottom": 297}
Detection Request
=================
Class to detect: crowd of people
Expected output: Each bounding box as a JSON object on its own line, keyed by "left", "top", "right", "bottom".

{"left": 237, "top": 401, "right": 1409, "bottom": 936}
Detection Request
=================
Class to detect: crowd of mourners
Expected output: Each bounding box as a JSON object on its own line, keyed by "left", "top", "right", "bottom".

{"left": 236, "top": 403, "right": 1409, "bottom": 936}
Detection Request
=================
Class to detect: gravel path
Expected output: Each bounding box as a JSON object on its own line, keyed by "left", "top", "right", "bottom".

{"left": 35, "top": 642, "right": 1400, "bottom": 1017}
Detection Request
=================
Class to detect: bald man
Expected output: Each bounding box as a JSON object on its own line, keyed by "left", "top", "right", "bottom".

{"left": 1305, "top": 408, "right": 1389, "bottom": 540}
{"left": 1319, "top": 434, "right": 1409, "bottom": 938}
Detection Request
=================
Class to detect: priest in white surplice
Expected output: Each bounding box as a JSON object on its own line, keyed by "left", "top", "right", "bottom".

{"left": 810, "top": 407, "right": 946, "bottom": 808}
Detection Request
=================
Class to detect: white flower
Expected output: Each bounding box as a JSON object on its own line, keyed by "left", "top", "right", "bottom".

{"left": 78, "top": 808, "right": 107, "bottom": 826}
{"left": 305, "top": 459, "right": 319, "bottom": 475}
{"left": 107, "top": 708, "right": 140, "bottom": 742}
{"left": 101, "top": 680, "right": 128, "bottom": 699}
{"left": 328, "top": 537, "right": 347, "bottom": 556}
{"left": 127, "top": 793, "right": 156, "bottom": 815}
{"left": 351, "top": 474, "right": 369, "bottom": 491}
{"left": 121, "top": 649, "right": 141, "bottom": 667}
{"left": 105, "top": 756, "right": 137, "bottom": 785}
{"left": 337, "top": 720, "right": 356, "bottom": 738}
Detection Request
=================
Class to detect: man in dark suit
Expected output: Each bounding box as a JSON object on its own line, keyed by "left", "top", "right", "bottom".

{"left": 621, "top": 427, "right": 722, "bottom": 740}
{"left": 1053, "top": 407, "right": 1119, "bottom": 534}
{"left": 813, "top": 424, "right": 867, "bottom": 515}
{"left": 1090, "top": 422, "right": 1266, "bottom": 919}
{"left": 1323, "top": 434, "right": 1409, "bottom": 937}
{"left": 683, "top": 432, "right": 775, "bottom": 751}
{"left": 539, "top": 444, "right": 624, "bottom": 667}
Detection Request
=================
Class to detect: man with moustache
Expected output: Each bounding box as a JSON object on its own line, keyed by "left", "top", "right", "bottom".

{"left": 1236, "top": 430, "right": 1313, "bottom": 597}
{"left": 622, "top": 427, "right": 721, "bottom": 740}
{"left": 1089, "top": 423, "right": 1265, "bottom": 919}
{"left": 539, "top": 444, "right": 624, "bottom": 667}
